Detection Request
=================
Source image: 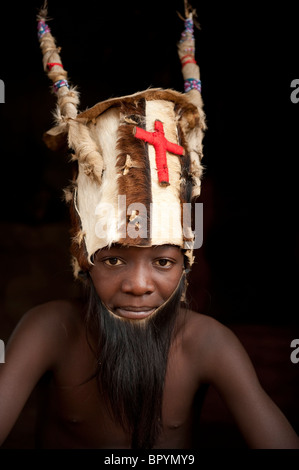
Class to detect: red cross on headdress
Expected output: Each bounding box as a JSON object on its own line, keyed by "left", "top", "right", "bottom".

{"left": 134, "top": 120, "right": 184, "bottom": 186}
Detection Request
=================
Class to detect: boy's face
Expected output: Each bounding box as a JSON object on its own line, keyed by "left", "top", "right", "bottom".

{"left": 90, "top": 245, "right": 184, "bottom": 321}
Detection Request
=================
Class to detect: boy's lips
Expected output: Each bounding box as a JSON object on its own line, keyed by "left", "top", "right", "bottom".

{"left": 114, "top": 306, "right": 157, "bottom": 320}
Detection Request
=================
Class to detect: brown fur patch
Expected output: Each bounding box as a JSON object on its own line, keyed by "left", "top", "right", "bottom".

{"left": 77, "top": 89, "right": 201, "bottom": 126}
{"left": 116, "top": 98, "right": 152, "bottom": 246}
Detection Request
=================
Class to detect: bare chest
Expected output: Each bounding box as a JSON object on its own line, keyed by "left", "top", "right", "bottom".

{"left": 37, "top": 350, "right": 201, "bottom": 449}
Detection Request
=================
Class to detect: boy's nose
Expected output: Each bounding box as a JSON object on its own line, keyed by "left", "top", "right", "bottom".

{"left": 121, "top": 264, "right": 155, "bottom": 296}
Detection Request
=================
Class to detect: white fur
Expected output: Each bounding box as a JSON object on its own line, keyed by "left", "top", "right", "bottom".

{"left": 145, "top": 100, "right": 183, "bottom": 246}
{"left": 76, "top": 108, "right": 121, "bottom": 259}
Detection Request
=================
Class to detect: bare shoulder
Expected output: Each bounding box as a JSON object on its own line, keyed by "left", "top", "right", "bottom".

{"left": 179, "top": 310, "right": 299, "bottom": 449}
{"left": 179, "top": 309, "right": 252, "bottom": 382}
{"left": 180, "top": 309, "right": 236, "bottom": 350}
{"left": 6, "top": 299, "right": 85, "bottom": 370}
{"left": 18, "top": 299, "right": 84, "bottom": 334}
{"left": 11, "top": 299, "right": 83, "bottom": 338}
{"left": 0, "top": 299, "right": 85, "bottom": 444}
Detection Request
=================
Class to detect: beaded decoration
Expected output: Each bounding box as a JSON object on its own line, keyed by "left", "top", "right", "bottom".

{"left": 184, "top": 78, "right": 201, "bottom": 93}
{"left": 53, "top": 79, "right": 69, "bottom": 92}
{"left": 179, "top": 16, "right": 195, "bottom": 53}
{"left": 180, "top": 17, "right": 194, "bottom": 41}
{"left": 37, "top": 20, "right": 50, "bottom": 39}
{"left": 178, "top": 11, "right": 202, "bottom": 95}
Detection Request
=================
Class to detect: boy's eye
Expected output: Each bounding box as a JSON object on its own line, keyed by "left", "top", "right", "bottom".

{"left": 103, "top": 257, "right": 123, "bottom": 266}
{"left": 154, "top": 259, "right": 173, "bottom": 267}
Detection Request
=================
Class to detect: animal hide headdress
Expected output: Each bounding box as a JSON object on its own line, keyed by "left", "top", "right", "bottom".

{"left": 37, "top": 1, "right": 206, "bottom": 278}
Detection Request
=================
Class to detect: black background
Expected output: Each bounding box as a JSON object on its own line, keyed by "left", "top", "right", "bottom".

{"left": 0, "top": 0, "right": 299, "bottom": 451}
{"left": 0, "top": 0, "right": 298, "bottom": 325}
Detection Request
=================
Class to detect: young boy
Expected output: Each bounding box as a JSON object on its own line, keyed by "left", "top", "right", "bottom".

{"left": 1, "top": 244, "right": 299, "bottom": 449}
{"left": 0, "top": 3, "right": 298, "bottom": 449}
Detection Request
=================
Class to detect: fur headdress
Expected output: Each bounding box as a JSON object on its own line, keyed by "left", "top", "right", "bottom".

{"left": 37, "top": 1, "right": 206, "bottom": 278}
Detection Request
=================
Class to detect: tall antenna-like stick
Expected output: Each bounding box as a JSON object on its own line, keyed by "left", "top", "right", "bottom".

{"left": 177, "top": 1, "right": 202, "bottom": 108}
{"left": 37, "top": 1, "right": 79, "bottom": 122}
